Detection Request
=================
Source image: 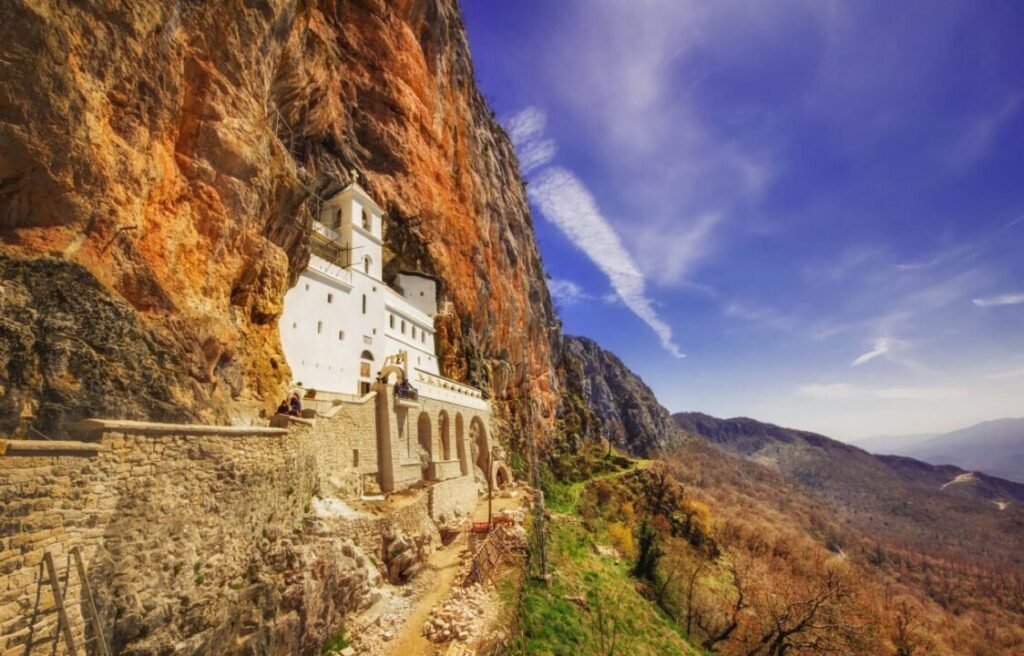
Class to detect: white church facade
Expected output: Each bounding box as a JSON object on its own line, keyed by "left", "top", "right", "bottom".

{"left": 280, "top": 180, "right": 441, "bottom": 396}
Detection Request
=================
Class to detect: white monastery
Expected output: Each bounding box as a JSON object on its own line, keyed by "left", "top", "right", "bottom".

{"left": 278, "top": 177, "right": 510, "bottom": 498}
{"left": 280, "top": 179, "right": 440, "bottom": 396}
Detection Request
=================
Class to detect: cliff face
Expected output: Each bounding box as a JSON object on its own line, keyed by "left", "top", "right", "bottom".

{"left": 558, "top": 335, "right": 683, "bottom": 456}
{"left": 0, "top": 0, "right": 559, "bottom": 439}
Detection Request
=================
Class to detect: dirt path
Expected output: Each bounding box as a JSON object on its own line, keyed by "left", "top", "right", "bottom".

{"left": 387, "top": 492, "right": 526, "bottom": 656}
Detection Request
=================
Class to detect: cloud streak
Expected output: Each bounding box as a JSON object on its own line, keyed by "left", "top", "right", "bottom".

{"left": 987, "top": 367, "right": 1024, "bottom": 380}
{"left": 973, "top": 292, "right": 1024, "bottom": 307}
{"left": 530, "top": 168, "right": 685, "bottom": 358}
{"left": 851, "top": 337, "right": 891, "bottom": 366}
{"left": 797, "top": 383, "right": 967, "bottom": 401}
{"left": 509, "top": 107, "right": 685, "bottom": 358}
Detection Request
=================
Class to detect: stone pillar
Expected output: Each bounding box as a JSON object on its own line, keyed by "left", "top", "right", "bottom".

{"left": 374, "top": 383, "right": 396, "bottom": 492}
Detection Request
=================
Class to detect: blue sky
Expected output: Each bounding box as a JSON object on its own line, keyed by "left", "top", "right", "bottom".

{"left": 461, "top": 0, "right": 1024, "bottom": 440}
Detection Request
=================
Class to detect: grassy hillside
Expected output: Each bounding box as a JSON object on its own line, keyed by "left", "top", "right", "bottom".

{"left": 499, "top": 452, "right": 704, "bottom": 656}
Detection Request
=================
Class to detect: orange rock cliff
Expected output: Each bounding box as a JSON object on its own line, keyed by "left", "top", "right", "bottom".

{"left": 0, "top": 0, "right": 562, "bottom": 445}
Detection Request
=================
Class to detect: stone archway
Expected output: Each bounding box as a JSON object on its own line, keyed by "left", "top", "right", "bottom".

{"left": 470, "top": 416, "right": 488, "bottom": 477}
{"left": 417, "top": 412, "right": 432, "bottom": 478}
{"left": 455, "top": 413, "right": 467, "bottom": 476}
{"left": 378, "top": 364, "right": 404, "bottom": 383}
{"left": 493, "top": 462, "right": 512, "bottom": 489}
{"left": 439, "top": 411, "right": 451, "bottom": 460}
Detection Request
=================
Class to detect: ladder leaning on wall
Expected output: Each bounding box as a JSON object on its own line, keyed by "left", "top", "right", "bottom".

{"left": 36, "top": 547, "right": 110, "bottom": 656}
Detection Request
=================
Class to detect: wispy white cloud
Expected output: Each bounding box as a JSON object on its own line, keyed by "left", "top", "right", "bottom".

{"left": 973, "top": 292, "right": 1024, "bottom": 307}
{"left": 796, "top": 383, "right": 858, "bottom": 400}
{"left": 547, "top": 278, "right": 589, "bottom": 306}
{"left": 872, "top": 387, "right": 967, "bottom": 401}
{"left": 851, "top": 337, "right": 891, "bottom": 366}
{"left": 949, "top": 93, "right": 1024, "bottom": 169}
{"left": 529, "top": 167, "right": 685, "bottom": 358}
{"left": 509, "top": 107, "right": 685, "bottom": 359}
{"left": 507, "top": 106, "right": 684, "bottom": 358}
{"left": 797, "top": 383, "right": 967, "bottom": 401}
{"left": 633, "top": 212, "right": 723, "bottom": 287}
{"left": 723, "top": 300, "right": 795, "bottom": 332}
{"left": 986, "top": 367, "right": 1024, "bottom": 380}
{"left": 507, "top": 107, "right": 556, "bottom": 174}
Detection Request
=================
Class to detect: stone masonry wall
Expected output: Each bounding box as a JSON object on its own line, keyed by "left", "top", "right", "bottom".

{"left": 307, "top": 396, "right": 378, "bottom": 497}
{"left": 428, "top": 476, "right": 479, "bottom": 524}
{"left": 0, "top": 420, "right": 380, "bottom": 656}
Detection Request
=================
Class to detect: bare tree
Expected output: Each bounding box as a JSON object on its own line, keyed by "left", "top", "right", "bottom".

{"left": 588, "top": 589, "right": 623, "bottom": 656}
{"left": 890, "top": 598, "right": 921, "bottom": 656}
{"left": 738, "top": 562, "right": 875, "bottom": 656}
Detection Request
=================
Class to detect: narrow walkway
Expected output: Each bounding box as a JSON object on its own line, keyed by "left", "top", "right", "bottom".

{"left": 387, "top": 491, "right": 525, "bottom": 656}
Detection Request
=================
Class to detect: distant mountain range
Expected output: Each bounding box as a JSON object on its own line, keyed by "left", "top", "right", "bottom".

{"left": 673, "top": 411, "right": 1024, "bottom": 503}
{"left": 852, "top": 417, "right": 1024, "bottom": 483}
{"left": 672, "top": 411, "right": 1024, "bottom": 564}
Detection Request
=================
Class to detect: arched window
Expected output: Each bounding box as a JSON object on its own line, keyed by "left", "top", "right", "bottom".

{"left": 362, "top": 208, "right": 371, "bottom": 231}
{"left": 364, "top": 256, "right": 371, "bottom": 274}
{"left": 361, "top": 294, "right": 366, "bottom": 314}
{"left": 360, "top": 350, "right": 374, "bottom": 361}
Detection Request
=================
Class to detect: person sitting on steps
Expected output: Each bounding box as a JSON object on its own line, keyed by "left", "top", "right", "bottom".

{"left": 288, "top": 390, "right": 302, "bottom": 416}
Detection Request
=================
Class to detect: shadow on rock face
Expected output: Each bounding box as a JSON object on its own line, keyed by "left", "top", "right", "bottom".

{"left": 0, "top": 255, "right": 199, "bottom": 437}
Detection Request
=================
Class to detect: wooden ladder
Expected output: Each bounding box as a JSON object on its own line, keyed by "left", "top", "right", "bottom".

{"left": 40, "top": 548, "right": 111, "bottom": 656}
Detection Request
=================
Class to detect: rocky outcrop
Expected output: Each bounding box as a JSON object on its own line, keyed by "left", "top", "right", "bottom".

{"left": 558, "top": 335, "right": 684, "bottom": 456}
{"left": 0, "top": 0, "right": 559, "bottom": 439}
{"left": 0, "top": 256, "right": 198, "bottom": 435}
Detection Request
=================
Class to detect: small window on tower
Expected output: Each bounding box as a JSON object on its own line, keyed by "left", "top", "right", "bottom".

{"left": 362, "top": 295, "right": 367, "bottom": 314}
{"left": 364, "top": 256, "right": 371, "bottom": 274}
{"left": 390, "top": 315, "right": 395, "bottom": 329}
{"left": 411, "top": 326, "right": 417, "bottom": 338}
{"left": 317, "top": 321, "right": 323, "bottom": 334}
{"left": 305, "top": 283, "right": 310, "bottom": 291}
{"left": 401, "top": 320, "right": 406, "bottom": 334}
{"left": 335, "top": 209, "right": 342, "bottom": 227}
{"left": 327, "top": 293, "right": 333, "bottom": 304}
{"left": 338, "top": 330, "right": 345, "bottom": 340}
{"left": 362, "top": 209, "right": 370, "bottom": 231}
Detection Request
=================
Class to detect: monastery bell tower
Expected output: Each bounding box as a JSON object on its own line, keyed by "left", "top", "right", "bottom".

{"left": 319, "top": 170, "right": 384, "bottom": 280}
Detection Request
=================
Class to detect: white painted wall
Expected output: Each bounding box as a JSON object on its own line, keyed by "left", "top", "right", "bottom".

{"left": 396, "top": 273, "right": 437, "bottom": 316}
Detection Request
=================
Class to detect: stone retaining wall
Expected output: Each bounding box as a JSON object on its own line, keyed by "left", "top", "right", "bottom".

{"left": 0, "top": 386, "right": 498, "bottom": 654}
{"left": 0, "top": 424, "right": 332, "bottom": 655}
{"left": 0, "top": 414, "right": 395, "bottom": 656}
{"left": 428, "top": 476, "right": 479, "bottom": 523}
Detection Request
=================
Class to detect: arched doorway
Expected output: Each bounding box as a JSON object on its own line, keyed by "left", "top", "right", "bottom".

{"left": 456, "top": 414, "right": 468, "bottom": 476}
{"left": 359, "top": 349, "right": 374, "bottom": 396}
{"left": 493, "top": 463, "right": 512, "bottom": 489}
{"left": 470, "top": 416, "right": 488, "bottom": 477}
{"left": 439, "top": 411, "right": 451, "bottom": 460}
{"left": 417, "top": 412, "right": 432, "bottom": 458}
